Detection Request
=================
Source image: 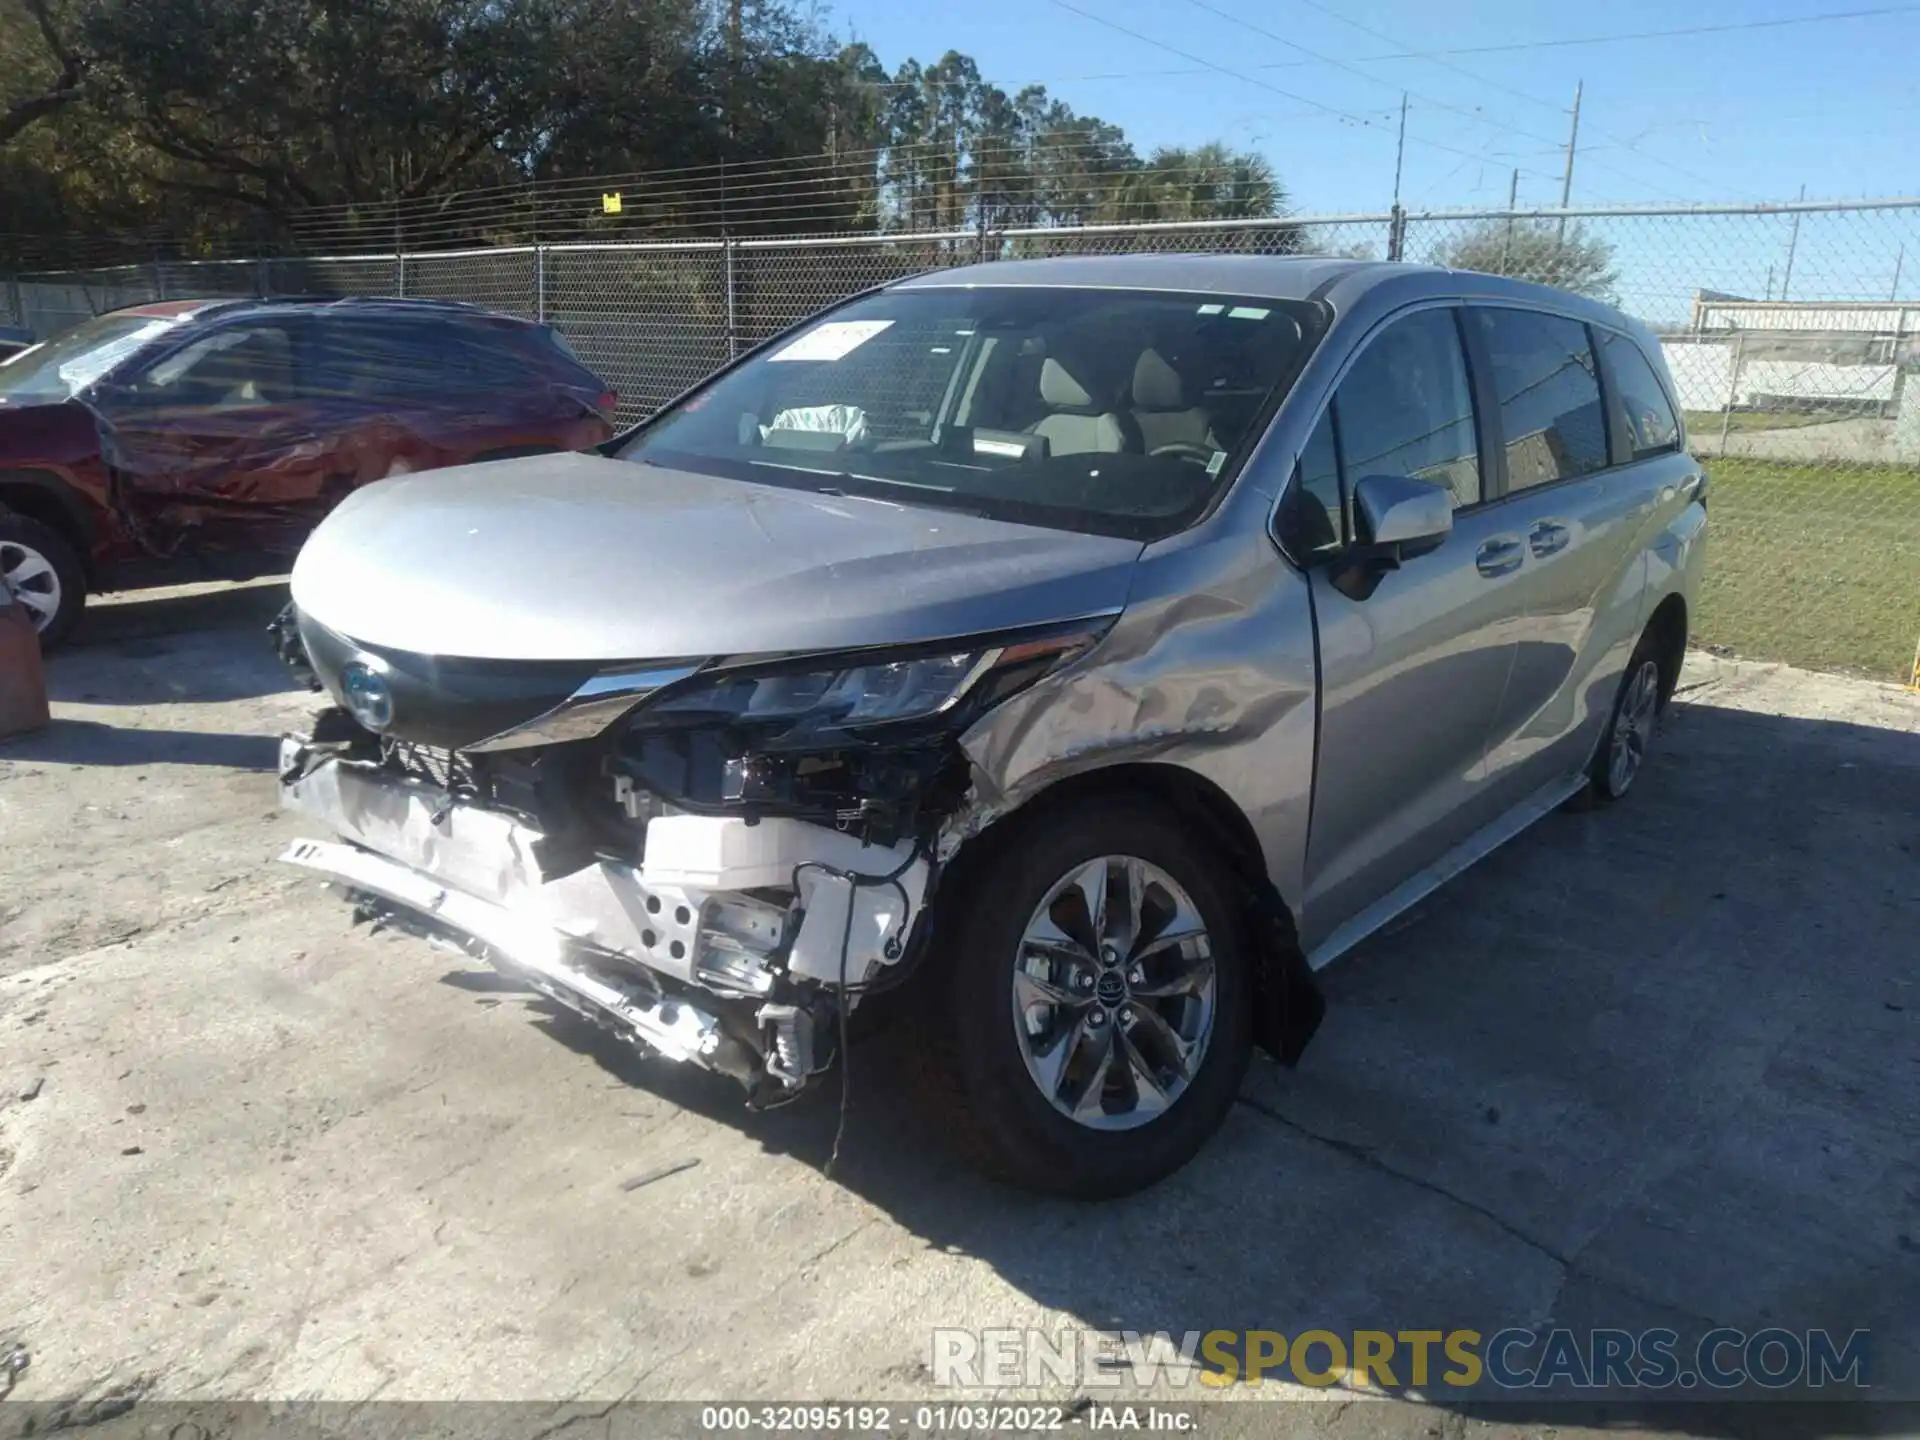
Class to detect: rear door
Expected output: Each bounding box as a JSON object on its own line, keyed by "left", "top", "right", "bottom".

{"left": 1293, "top": 304, "right": 1533, "bottom": 947}
{"left": 1466, "top": 307, "right": 1686, "bottom": 801}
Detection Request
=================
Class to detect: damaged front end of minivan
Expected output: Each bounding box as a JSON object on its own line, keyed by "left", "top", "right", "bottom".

{"left": 272, "top": 590, "right": 1324, "bottom": 1117}
{"left": 274, "top": 604, "right": 1133, "bottom": 1105}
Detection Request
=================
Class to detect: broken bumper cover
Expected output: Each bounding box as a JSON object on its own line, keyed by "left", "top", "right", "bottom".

{"left": 276, "top": 735, "right": 927, "bottom": 1093}
{"left": 281, "top": 835, "right": 739, "bottom": 1070}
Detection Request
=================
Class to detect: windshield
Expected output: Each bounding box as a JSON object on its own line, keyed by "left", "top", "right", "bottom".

{"left": 0, "top": 312, "right": 180, "bottom": 405}
{"left": 616, "top": 286, "right": 1324, "bottom": 539}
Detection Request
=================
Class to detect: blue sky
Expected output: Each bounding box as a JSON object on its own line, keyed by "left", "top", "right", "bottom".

{"left": 820, "top": 0, "right": 1920, "bottom": 318}
{"left": 823, "top": 0, "right": 1919, "bottom": 213}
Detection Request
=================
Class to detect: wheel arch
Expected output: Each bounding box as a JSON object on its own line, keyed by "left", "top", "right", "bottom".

{"left": 944, "top": 761, "right": 1324, "bottom": 1065}
{"left": 0, "top": 468, "right": 97, "bottom": 566}
{"left": 1644, "top": 591, "right": 1688, "bottom": 709}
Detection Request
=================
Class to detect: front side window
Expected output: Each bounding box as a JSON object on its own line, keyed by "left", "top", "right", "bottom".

{"left": 133, "top": 323, "right": 301, "bottom": 408}
{"left": 1332, "top": 307, "right": 1482, "bottom": 508}
{"left": 616, "top": 287, "right": 1324, "bottom": 539}
{"left": 1473, "top": 307, "right": 1608, "bottom": 490}
{"left": 1283, "top": 407, "right": 1344, "bottom": 559}
{"left": 1599, "top": 331, "right": 1682, "bottom": 459}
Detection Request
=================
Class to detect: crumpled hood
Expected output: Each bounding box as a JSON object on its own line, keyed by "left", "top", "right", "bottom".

{"left": 290, "top": 451, "right": 1143, "bottom": 662}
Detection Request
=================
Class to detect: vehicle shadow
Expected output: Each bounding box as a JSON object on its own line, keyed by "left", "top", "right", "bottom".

{"left": 46, "top": 578, "right": 298, "bottom": 706}
{"left": 458, "top": 693, "right": 1920, "bottom": 1435}
{"left": 0, "top": 718, "right": 279, "bottom": 768}
{"left": 70, "top": 575, "right": 291, "bottom": 647}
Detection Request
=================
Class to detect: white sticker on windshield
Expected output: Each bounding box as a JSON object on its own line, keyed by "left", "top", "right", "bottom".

{"left": 1196, "top": 304, "right": 1225, "bottom": 315}
{"left": 1206, "top": 450, "right": 1228, "bottom": 476}
{"left": 768, "top": 319, "right": 895, "bottom": 362}
{"left": 1228, "top": 306, "right": 1271, "bottom": 320}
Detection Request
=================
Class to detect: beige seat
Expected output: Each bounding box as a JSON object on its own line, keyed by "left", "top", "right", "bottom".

{"left": 1026, "top": 357, "right": 1133, "bottom": 456}
{"left": 1129, "top": 348, "right": 1218, "bottom": 454}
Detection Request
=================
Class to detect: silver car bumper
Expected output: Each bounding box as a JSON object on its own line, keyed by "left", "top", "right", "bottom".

{"left": 276, "top": 736, "right": 927, "bottom": 1088}
{"left": 281, "top": 834, "right": 735, "bottom": 1066}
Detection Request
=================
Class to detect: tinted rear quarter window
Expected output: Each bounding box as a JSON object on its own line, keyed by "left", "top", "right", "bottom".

{"left": 1472, "top": 307, "right": 1607, "bottom": 490}
{"left": 314, "top": 319, "right": 447, "bottom": 399}
{"left": 1600, "top": 331, "right": 1683, "bottom": 459}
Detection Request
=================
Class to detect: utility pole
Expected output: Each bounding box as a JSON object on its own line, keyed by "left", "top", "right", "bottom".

{"left": 722, "top": 0, "right": 742, "bottom": 236}
{"left": 1893, "top": 244, "right": 1905, "bottom": 301}
{"left": 1781, "top": 182, "right": 1806, "bottom": 301}
{"left": 1500, "top": 167, "right": 1519, "bottom": 273}
{"left": 1388, "top": 93, "right": 1408, "bottom": 261}
{"left": 1390, "top": 93, "right": 1408, "bottom": 208}
{"left": 1556, "top": 80, "right": 1582, "bottom": 246}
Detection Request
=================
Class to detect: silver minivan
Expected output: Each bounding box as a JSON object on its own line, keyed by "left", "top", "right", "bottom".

{"left": 275, "top": 255, "right": 1707, "bottom": 1198}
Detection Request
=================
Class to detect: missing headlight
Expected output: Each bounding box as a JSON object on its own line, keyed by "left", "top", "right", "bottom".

{"left": 605, "top": 621, "right": 1112, "bottom": 845}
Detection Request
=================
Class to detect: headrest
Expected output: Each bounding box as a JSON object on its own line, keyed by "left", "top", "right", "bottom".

{"left": 1039, "top": 356, "right": 1097, "bottom": 410}
{"left": 1132, "top": 348, "right": 1186, "bottom": 411}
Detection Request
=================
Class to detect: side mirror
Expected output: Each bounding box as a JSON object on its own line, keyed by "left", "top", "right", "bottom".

{"left": 1334, "top": 474, "right": 1455, "bottom": 600}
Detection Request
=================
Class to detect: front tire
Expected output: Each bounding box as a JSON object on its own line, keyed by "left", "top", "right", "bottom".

{"left": 910, "top": 797, "right": 1253, "bottom": 1199}
{"left": 0, "top": 509, "right": 86, "bottom": 648}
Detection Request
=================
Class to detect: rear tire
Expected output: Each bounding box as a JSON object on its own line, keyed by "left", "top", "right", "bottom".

{"left": 0, "top": 508, "right": 86, "bottom": 649}
{"left": 908, "top": 797, "right": 1253, "bottom": 1199}
{"left": 1579, "top": 628, "right": 1671, "bottom": 805}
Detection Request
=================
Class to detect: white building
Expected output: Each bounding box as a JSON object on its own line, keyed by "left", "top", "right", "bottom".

{"left": 1661, "top": 291, "right": 1920, "bottom": 416}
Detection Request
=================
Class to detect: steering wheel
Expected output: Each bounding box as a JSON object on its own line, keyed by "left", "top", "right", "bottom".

{"left": 1150, "top": 441, "right": 1218, "bottom": 468}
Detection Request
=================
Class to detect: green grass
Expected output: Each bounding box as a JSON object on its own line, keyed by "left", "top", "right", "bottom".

{"left": 1694, "top": 458, "right": 1920, "bottom": 680}
{"left": 1684, "top": 409, "right": 1858, "bottom": 435}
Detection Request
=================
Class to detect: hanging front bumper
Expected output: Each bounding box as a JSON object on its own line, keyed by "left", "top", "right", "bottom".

{"left": 276, "top": 733, "right": 928, "bottom": 1089}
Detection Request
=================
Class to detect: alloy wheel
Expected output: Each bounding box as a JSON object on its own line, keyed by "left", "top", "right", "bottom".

{"left": 1010, "top": 855, "right": 1217, "bottom": 1131}
{"left": 1608, "top": 658, "right": 1662, "bottom": 795}
{"left": 0, "top": 538, "right": 61, "bottom": 634}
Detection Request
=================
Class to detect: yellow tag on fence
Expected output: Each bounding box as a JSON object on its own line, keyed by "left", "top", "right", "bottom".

{"left": 602, "top": 192, "right": 623, "bottom": 215}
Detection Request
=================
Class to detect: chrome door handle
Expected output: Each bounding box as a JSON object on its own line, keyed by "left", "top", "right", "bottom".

{"left": 1475, "top": 535, "right": 1525, "bottom": 577}
{"left": 1528, "top": 519, "right": 1570, "bottom": 557}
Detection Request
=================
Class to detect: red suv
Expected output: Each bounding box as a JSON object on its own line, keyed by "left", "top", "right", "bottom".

{"left": 0, "top": 296, "right": 616, "bottom": 644}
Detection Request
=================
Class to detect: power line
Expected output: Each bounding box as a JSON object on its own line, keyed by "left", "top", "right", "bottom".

{"left": 844, "top": 3, "right": 1919, "bottom": 91}
{"left": 1266, "top": 0, "right": 1759, "bottom": 201}
{"left": 1359, "top": 3, "right": 1920, "bottom": 57}
{"left": 1047, "top": 0, "right": 1563, "bottom": 183}
{"left": 1176, "top": 0, "right": 1668, "bottom": 202}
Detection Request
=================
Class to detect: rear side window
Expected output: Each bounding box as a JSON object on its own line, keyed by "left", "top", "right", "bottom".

{"left": 1600, "top": 331, "right": 1682, "bottom": 459}
{"left": 441, "top": 319, "right": 543, "bottom": 388}
{"left": 538, "top": 327, "right": 586, "bottom": 364}
{"left": 1333, "top": 307, "right": 1482, "bottom": 508}
{"left": 315, "top": 316, "right": 534, "bottom": 398}
{"left": 1472, "top": 308, "right": 1607, "bottom": 491}
{"left": 314, "top": 320, "right": 445, "bottom": 398}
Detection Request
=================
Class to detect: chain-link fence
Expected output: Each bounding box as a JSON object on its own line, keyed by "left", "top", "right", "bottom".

{"left": 7, "top": 200, "right": 1919, "bottom": 682}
